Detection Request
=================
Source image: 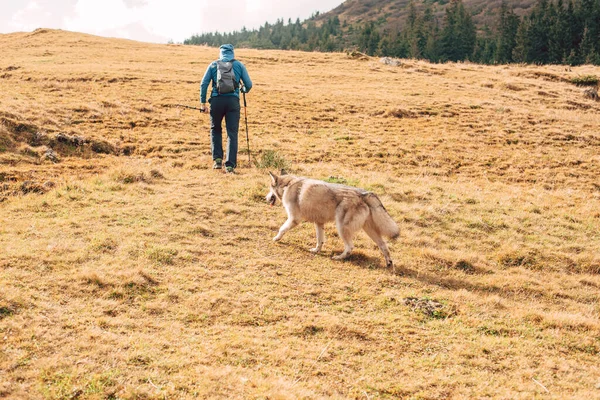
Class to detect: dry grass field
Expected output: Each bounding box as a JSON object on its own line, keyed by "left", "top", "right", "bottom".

{"left": 1, "top": 28, "right": 600, "bottom": 399}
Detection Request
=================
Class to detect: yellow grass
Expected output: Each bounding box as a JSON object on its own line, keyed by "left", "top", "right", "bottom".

{"left": 1, "top": 28, "right": 599, "bottom": 399}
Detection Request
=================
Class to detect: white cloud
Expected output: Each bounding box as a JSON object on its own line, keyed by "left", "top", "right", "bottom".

{"left": 65, "top": 0, "right": 136, "bottom": 33}
{"left": 9, "top": 0, "right": 53, "bottom": 32}
{"left": 1, "top": 0, "right": 344, "bottom": 43}
{"left": 139, "top": 0, "right": 214, "bottom": 41}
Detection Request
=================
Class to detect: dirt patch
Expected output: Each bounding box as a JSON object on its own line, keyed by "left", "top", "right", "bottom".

{"left": 384, "top": 108, "right": 417, "bottom": 118}
{"left": 90, "top": 139, "right": 115, "bottom": 154}
{"left": 1, "top": 113, "right": 120, "bottom": 158}
{"left": 28, "top": 28, "right": 52, "bottom": 36}
{"left": 502, "top": 83, "right": 526, "bottom": 91}
{"left": 564, "top": 100, "right": 593, "bottom": 110}
{"left": 1, "top": 116, "right": 38, "bottom": 135}
{"left": 583, "top": 88, "right": 599, "bottom": 101}
{"left": 516, "top": 70, "right": 567, "bottom": 83}
{"left": 0, "top": 179, "right": 55, "bottom": 200}
{"left": 55, "top": 132, "right": 86, "bottom": 146}
{"left": 112, "top": 168, "right": 164, "bottom": 184}
{"left": 454, "top": 260, "right": 476, "bottom": 274}
{"left": 295, "top": 325, "right": 325, "bottom": 338}
{"left": 347, "top": 50, "right": 370, "bottom": 60}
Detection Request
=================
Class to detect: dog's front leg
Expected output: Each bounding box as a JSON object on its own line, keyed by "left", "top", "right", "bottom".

{"left": 273, "top": 218, "right": 298, "bottom": 242}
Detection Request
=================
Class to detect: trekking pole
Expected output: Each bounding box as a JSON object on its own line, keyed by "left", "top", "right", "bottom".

{"left": 242, "top": 88, "right": 251, "bottom": 167}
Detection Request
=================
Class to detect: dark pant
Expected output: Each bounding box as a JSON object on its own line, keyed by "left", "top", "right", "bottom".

{"left": 209, "top": 96, "right": 240, "bottom": 168}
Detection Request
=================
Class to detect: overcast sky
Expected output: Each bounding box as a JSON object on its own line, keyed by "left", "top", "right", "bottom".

{"left": 0, "top": 0, "right": 344, "bottom": 43}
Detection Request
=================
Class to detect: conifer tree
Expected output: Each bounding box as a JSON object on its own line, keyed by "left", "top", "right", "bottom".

{"left": 527, "top": 1, "right": 551, "bottom": 63}
{"left": 440, "top": 0, "right": 476, "bottom": 61}
{"left": 579, "top": 25, "right": 594, "bottom": 63}
{"left": 512, "top": 17, "right": 530, "bottom": 62}
{"left": 404, "top": 1, "right": 423, "bottom": 58}
{"left": 495, "top": 1, "right": 520, "bottom": 63}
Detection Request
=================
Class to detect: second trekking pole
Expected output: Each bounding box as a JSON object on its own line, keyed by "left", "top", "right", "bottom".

{"left": 242, "top": 88, "right": 251, "bottom": 167}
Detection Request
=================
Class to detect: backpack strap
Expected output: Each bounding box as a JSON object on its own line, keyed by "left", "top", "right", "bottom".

{"left": 232, "top": 60, "right": 239, "bottom": 89}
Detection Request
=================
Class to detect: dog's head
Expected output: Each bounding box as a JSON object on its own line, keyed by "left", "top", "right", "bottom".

{"left": 266, "top": 170, "right": 287, "bottom": 206}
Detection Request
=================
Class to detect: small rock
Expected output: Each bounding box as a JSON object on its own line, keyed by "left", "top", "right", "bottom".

{"left": 43, "top": 148, "right": 59, "bottom": 163}
{"left": 380, "top": 57, "right": 401, "bottom": 67}
{"left": 31, "top": 131, "right": 47, "bottom": 146}
{"left": 72, "top": 135, "right": 86, "bottom": 146}
{"left": 56, "top": 133, "right": 70, "bottom": 143}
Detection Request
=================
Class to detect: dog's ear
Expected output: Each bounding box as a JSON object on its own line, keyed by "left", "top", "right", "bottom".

{"left": 280, "top": 169, "right": 288, "bottom": 176}
{"left": 269, "top": 171, "right": 277, "bottom": 185}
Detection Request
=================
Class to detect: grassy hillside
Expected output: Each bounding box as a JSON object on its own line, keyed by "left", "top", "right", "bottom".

{"left": 1, "top": 28, "right": 600, "bottom": 399}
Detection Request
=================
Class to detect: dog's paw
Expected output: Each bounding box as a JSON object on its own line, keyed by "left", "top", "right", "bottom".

{"left": 309, "top": 247, "right": 321, "bottom": 253}
{"left": 332, "top": 254, "right": 347, "bottom": 260}
{"left": 273, "top": 235, "right": 281, "bottom": 242}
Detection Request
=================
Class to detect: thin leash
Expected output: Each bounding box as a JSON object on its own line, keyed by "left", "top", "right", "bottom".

{"left": 162, "top": 104, "right": 204, "bottom": 111}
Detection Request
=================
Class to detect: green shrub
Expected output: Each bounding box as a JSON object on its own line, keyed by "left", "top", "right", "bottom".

{"left": 570, "top": 75, "right": 599, "bottom": 86}
{"left": 255, "top": 149, "right": 289, "bottom": 170}
{"left": 324, "top": 176, "right": 360, "bottom": 187}
{"left": 146, "top": 246, "right": 178, "bottom": 265}
{"left": 325, "top": 176, "right": 348, "bottom": 184}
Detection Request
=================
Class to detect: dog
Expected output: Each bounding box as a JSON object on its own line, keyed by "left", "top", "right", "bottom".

{"left": 266, "top": 171, "right": 400, "bottom": 269}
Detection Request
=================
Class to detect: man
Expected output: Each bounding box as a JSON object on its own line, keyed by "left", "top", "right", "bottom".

{"left": 200, "top": 44, "right": 252, "bottom": 174}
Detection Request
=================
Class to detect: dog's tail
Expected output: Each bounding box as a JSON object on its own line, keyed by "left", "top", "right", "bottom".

{"left": 363, "top": 192, "right": 400, "bottom": 239}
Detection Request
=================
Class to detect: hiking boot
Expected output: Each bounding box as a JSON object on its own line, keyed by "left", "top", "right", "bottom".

{"left": 213, "top": 158, "right": 222, "bottom": 169}
{"left": 225, "top": 166, "right": 235, "bottom": 174}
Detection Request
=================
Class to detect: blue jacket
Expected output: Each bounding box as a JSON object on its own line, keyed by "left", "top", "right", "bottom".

{"left": 200, "top": 44, "right": 252, "bottom": 103}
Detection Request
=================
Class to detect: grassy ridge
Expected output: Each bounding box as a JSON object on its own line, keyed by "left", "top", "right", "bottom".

{"left": 1, "top": 29, "right": 599, "bottom": 399}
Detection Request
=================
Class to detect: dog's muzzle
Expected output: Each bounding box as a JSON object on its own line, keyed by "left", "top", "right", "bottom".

{"left": 266, "top": 192, "right": 276, "bottom": 206}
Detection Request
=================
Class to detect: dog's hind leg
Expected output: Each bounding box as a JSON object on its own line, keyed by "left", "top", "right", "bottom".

{"left": 310, "top": 223, "right": 325, "bottom": 253}
{"left": 273, "top": 218, "right": 299, "bottom": 242}
{"left": 332, "top": 205, "right": 368, "bottom": 260}
{"left": 363, "top": 223, "right": 394, "bottom": 269}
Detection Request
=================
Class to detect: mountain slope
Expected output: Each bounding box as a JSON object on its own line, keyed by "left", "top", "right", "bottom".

{"left": 316, "top": 0, "right": 539, "bottom": 29}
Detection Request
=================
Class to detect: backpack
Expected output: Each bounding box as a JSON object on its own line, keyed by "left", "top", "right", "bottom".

{"left": 216, "top": 60, "right": 238, "bottom": 94}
